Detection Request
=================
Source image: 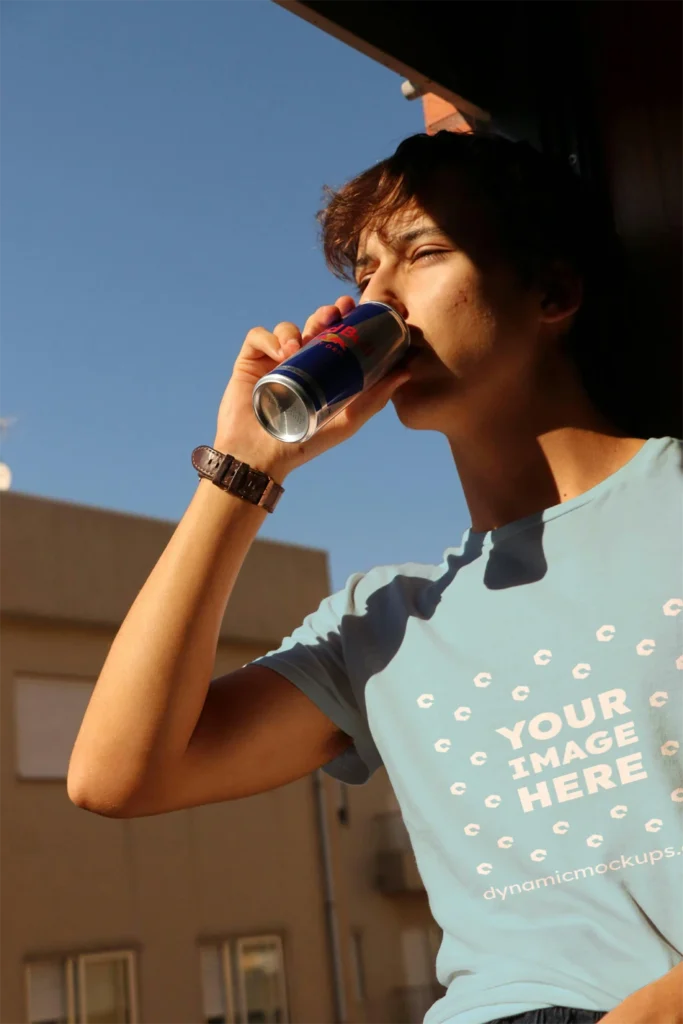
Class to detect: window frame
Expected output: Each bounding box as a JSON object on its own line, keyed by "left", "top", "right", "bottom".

{"left": 199, "top": 934, "right": 289, "bottom": 1024}
{"left": 24, "top": 948, "right": 138, "bottom": 1024}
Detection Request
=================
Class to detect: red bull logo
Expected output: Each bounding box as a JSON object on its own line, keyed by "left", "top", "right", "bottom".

{"left": 317, "top": 333, "right": 348, "bottom": 355}
{"left": 315, "top": 323, "right": 366, "bottom": 356}
{"left": 327, "top": 324, "right": 358, "bottom": 340}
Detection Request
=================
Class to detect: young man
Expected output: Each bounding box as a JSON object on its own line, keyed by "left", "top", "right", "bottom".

{"left": 68, "top": 132, "right": 682, "bottom": 1024}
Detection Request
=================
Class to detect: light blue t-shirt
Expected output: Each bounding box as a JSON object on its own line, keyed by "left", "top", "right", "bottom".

{"left": 253, "top": 436, "right": 683, "bottom": 1024}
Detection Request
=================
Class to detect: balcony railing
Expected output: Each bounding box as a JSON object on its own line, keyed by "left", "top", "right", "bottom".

{"left": 373, "top": 811, "right": 425, "bottom": 894}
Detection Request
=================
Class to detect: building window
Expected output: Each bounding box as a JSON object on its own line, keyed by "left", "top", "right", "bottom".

{"left": 349, "top": 930, "right": 366, "bottom": 1003}
{"left": 25, "top": 950, "right": 137, "bottom": 1024}
{"left": 199, "top": 936, "right": 288, "bottom": 1024}
{"left": 15, "top": 675, "right": 94, "bottom": 779}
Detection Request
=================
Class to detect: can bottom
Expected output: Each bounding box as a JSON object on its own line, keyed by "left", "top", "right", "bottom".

{"left": 254, "top": 380, "right": 312, "bottom": 443}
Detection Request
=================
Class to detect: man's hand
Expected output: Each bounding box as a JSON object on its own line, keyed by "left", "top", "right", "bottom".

{"left": 597, "top": 963, "right": 683, "bottom": 1024}
{"left": 214, "top": 295, "right": 412, "bottom": 477}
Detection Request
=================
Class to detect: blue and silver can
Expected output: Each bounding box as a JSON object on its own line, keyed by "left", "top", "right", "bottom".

{"left": 252, "top": 301, "right": 411, "bottom": 443}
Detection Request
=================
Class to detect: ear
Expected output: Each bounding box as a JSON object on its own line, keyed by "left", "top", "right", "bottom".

{"left": 538, "top": 261, "right": 583, "bottom": 325}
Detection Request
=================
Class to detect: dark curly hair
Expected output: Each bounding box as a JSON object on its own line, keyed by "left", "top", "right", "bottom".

{"left": 316, "top": 131, "right": 648, "bottom": 437}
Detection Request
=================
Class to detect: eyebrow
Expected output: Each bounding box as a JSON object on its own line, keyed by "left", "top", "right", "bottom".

{"left": 354, "top": 226, "right": 447, "bottom": 273}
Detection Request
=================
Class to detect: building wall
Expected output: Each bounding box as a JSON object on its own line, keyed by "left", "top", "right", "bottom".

{"left": 1, "top": 492, "right": 436, "bottom": 1024}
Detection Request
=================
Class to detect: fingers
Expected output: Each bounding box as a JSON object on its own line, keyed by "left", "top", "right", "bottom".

{"left": 243, "top": 297, "right": 358, "bottom": 365}
{"left": 301, "top": 305, "right": 340, "bottom": 343}
{"left": 243, "top": 326, "right": 285, "bottom": 362}
{"left": 272, "top": 321, "right": 302, "bottom": 359}
{"left": 302, "top": 295, "right": 356, "bottom": 343}
{"left": 335, "top": 295, "right": 356, "bottom": 317}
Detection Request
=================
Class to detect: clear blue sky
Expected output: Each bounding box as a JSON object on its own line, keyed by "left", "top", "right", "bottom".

{"left": 2, "top": 0, "right": 469, "bottom": 593}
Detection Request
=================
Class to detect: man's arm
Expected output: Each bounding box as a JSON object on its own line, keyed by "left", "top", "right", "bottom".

{"left": 68, "top": 296, "right": 408, "bottom": 814}
{"left": 67, "top": 479, "right": 281, "bottom": 813}
{"left": 74, "top": 663, "right": 353, "bottom": 817}
{"left": 68, "top": 473, "right": 357, "bottom": 817}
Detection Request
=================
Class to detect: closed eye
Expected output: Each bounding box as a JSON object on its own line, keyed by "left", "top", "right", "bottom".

{"left": 412, "top": 248, "right": 450, "bottom": 265}
{"left": 356, "top": 249, "right": 450, "bottom": 294}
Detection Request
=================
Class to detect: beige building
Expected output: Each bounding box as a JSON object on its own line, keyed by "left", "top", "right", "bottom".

{"left": 1, "top": 491, "right": 444, "bottom": 1024}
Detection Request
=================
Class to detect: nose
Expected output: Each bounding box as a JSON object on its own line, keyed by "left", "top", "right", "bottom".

{"left": 359, "top": 284, "right": 408, "bottom": 323}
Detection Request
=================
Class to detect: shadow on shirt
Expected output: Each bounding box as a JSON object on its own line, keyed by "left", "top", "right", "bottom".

{"left": 264, "top": 515, "right": 548, "bottom": 762}
{"left": 338, "top": 515, "right": 548, "bottom": 684}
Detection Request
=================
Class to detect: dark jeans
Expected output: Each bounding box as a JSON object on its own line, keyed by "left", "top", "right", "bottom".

{"left": 486, "top": 1007, "right": 607, "bottom": 1024}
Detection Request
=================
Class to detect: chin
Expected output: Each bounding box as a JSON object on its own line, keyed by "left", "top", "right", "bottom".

{"left": 391, "top": 377, "right": 459, "bottom": 432}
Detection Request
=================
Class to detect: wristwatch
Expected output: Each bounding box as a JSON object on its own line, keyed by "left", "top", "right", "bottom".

{"left": 192, "top": 445, "right": 284, "bottom": 513}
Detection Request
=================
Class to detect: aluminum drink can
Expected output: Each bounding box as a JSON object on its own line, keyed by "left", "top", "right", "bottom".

{"left": 252, "top": 301, "right": 410, "bottom": 443}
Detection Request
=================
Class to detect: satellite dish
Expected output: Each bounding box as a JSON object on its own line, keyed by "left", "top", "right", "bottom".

{"left": 0, "top": 463, "right": 12, "bottom": 491}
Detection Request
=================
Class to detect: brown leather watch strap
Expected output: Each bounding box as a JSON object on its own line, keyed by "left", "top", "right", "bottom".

{"left": 191, "top": 446, "right": 284, "bottom": 513}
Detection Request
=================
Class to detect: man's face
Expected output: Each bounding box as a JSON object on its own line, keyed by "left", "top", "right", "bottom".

{"left": 354, "top": 170, "right": 555, "bottom": 435}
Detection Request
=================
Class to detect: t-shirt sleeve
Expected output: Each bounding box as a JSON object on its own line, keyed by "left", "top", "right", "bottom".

{"left": 249, "top": 571, "right": 383, "bottom": 785}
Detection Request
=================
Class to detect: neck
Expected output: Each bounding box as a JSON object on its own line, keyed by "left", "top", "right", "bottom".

{"left": 447, "top": 359, "right": 647, "bottom": 534}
